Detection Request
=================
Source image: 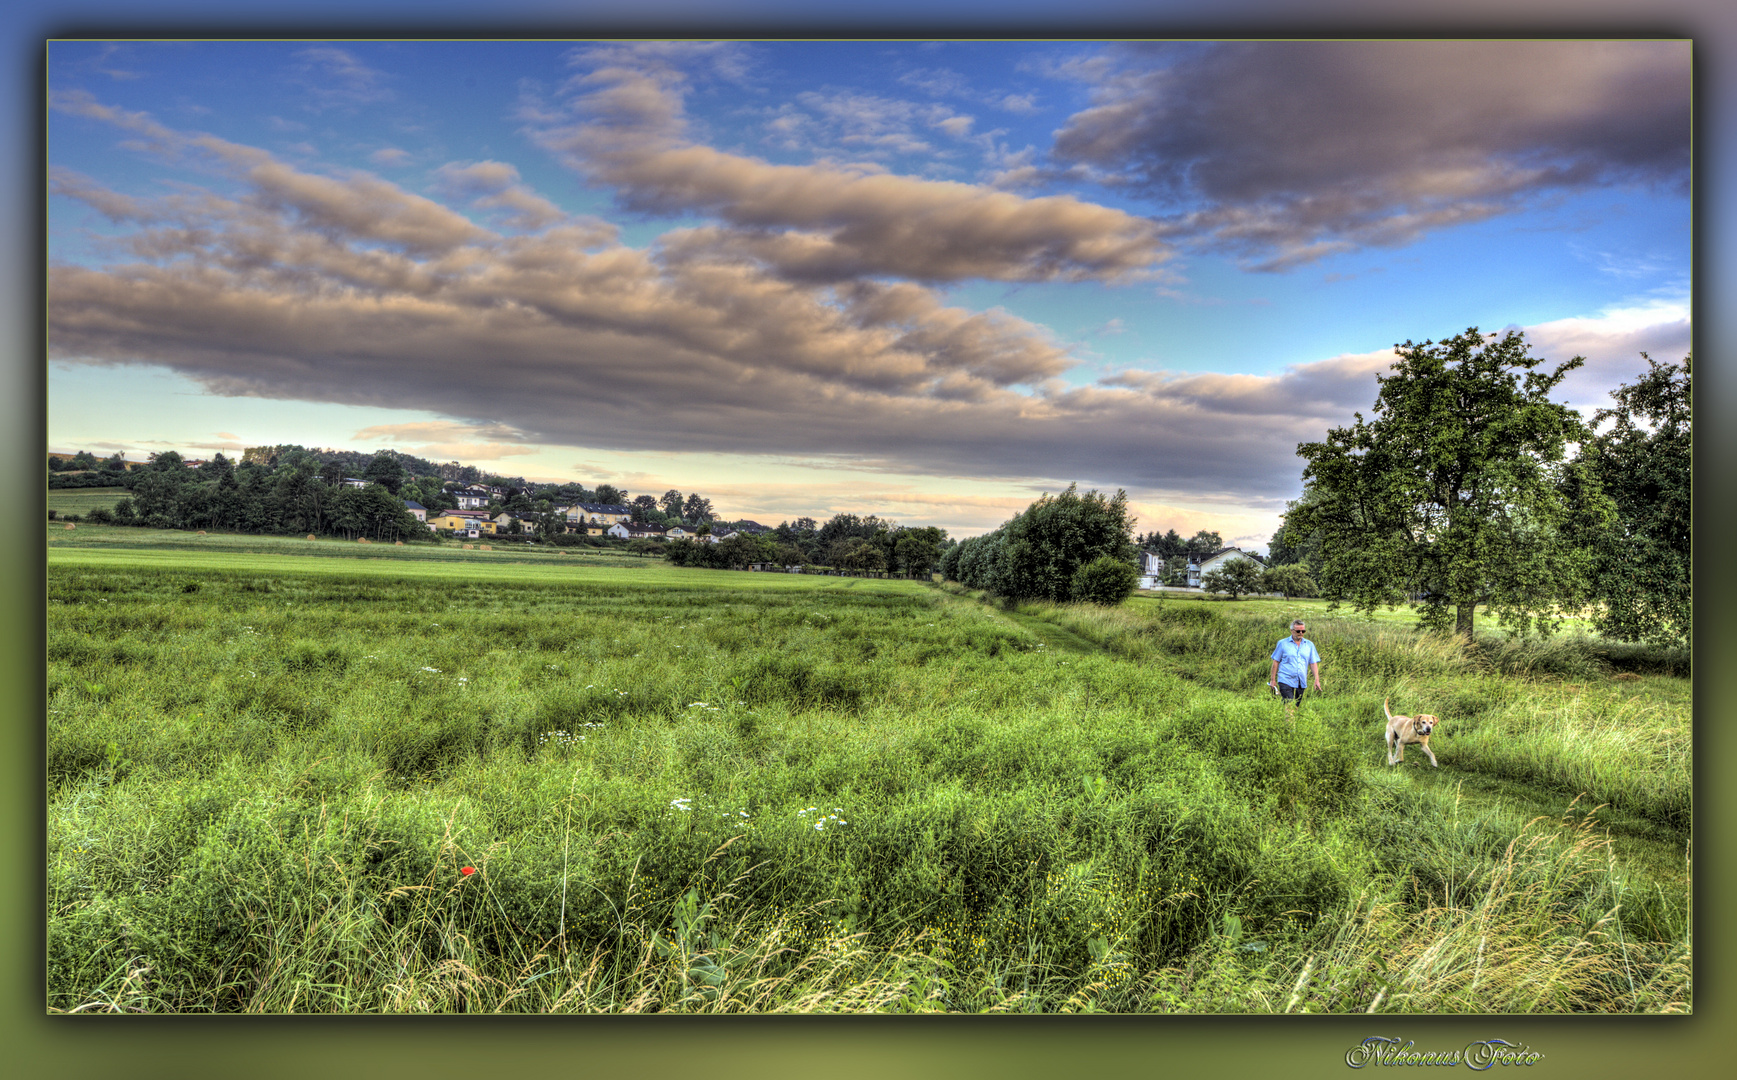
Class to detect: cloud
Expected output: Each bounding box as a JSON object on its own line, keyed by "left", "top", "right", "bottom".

{"left": 349, "top": 420, "right": 544, "bottom": 461}
{"left": 370, "top": 147, "right": 412, "bottom": 167}
{"left": 288, "top": 47, "right": 394, "bottom": 112}
{"left": 49, "top": 92, "right": 1688, "bottom": 522}
{"left": 525, "top": 47, "right": 1172, "bottom": 285}
{"left": 1511, "top": 297, "right": 1692, "bottom": 414}
{"left": 1050, "top": 41, "right": 1690, "bottom": 269}
{"left": 433, "top": 160, "right": 573, "bottom": 232}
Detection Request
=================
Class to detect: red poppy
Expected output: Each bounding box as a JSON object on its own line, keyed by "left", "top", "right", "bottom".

{"left": 460, "top": 866, "right": 476, "bottom": 876}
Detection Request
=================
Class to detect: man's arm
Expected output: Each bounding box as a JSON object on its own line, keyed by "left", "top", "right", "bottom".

{"left": 1310, "top": 660, "right": 1322, "bottom": 690}
{"left": 1269, "top": 657, "right": 1280, "bottom": 686}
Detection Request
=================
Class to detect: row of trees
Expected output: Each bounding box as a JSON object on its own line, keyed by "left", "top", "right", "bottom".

{"left": 49, "top": 443, "right": 750, "bottom": 543}
{"left": 1277, "top": 330, "right": 1689, "bottom": 647}
{"left": 64, "top": 450, "right": 429, "bottom": 542}
{"left": 664, "top": 515, "right": 951, "bottom": 575}
{"left": 1196, "top": 559, "right": 1319, "bottom": 601}
{"left": 939, "top": 485, "right": 1141, "bottom": 605}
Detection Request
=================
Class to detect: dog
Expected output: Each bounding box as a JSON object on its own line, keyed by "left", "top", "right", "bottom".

{"left": 1384, "top": 697, "right": 1440, "bottom": 767}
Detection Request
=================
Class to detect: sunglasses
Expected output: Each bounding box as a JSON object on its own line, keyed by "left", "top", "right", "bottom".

{"left": 1292, "top": 628, "right": 1307, "bottom": 634}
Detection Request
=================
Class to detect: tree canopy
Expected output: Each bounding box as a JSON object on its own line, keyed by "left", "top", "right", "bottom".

{"left": 1583, "top": 353, "right": 1691, "bottom": 648}
{"left": 1286, "top": 328, "right": 1612, "bottom": 637}
{"left": 942, "top": 484, "right": 1138, "bottom": 605}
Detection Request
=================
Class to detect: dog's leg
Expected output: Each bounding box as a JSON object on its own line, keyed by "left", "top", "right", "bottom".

{"left": 1421, "top": 739, "right": 1438, "bottom": 768}
{"left": 1385, "top": 731, "right": 1398, "bottom": 766}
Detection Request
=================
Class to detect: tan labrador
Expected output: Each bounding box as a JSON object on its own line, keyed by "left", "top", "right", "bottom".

{"left": 1384, "top": 697, "right": 1440, "bottom": 767}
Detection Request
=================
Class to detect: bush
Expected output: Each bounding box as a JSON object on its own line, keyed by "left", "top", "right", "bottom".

{"left": 1071, "top": 555, "right": 1139, "bottom": 605}
{"left": 1262, "top": 563, "right": 1318, "bottom": 599}
{"left": 1201, "top": 559, "right": 1263, "bottom": 599}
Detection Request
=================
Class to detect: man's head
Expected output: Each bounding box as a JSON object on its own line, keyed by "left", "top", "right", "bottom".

{"left": 1291, "top": 620, "right": 1307, "bottom": 639}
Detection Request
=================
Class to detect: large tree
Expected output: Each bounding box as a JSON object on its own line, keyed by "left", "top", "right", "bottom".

{"left": 945, "top": 484, "right": 1137, "bottom": 604}
{"left": 1583, "top": 353, "right": 1691, "bottom": 648}
{"left": 1288, "top": 328, "right": 1611, "bottom": 638}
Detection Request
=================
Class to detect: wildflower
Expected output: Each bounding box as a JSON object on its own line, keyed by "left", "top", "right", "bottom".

{"left": 460, "top": 866, "right": 476, "bottom": 877}
{"left": 671, "top": 797, "right": 692, "bottom": 811}
{"left": 421, "top": 666, "right": 441, "bottom": 673}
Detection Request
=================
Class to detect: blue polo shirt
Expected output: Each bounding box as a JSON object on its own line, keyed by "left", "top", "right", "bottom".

{"left": 1271, "top": 635, "right": 1321, "bottom": 688}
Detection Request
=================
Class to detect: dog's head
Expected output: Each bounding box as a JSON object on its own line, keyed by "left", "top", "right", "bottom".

{"left": 1413, "top": 716, "right": 1436, "bottom": 737}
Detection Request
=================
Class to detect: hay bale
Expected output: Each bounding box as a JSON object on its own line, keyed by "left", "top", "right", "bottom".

{"left": 479, "top": 544, "right": 492, "bottom": 550}
{"left": 64, "top": 523, "right": 75, "bottom": 530}
{"left": 306, "top": 533, "right": 317, "bottom": 540}
{"left": 357, "top": 537, "right": 369, "bottom": 544}
{"left": 394, "top": 540, "right": 403, "bottom": 546}
{"left": 462, "top": 543, "right": 473, "bottom": 549}
{"left": 197, "top": 530, "right": 207, "bottom": 535}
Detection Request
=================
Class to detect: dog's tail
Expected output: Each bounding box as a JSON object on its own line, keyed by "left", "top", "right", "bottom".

{"left": 1383, "top": 696, "right": 1392, "bottom": 721}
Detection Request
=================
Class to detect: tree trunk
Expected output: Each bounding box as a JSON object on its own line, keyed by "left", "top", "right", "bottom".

{"left": 1456, "top": 603, "right": 1474, "bottom": 638}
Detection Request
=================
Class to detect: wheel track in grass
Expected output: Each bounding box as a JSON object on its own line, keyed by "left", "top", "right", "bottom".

{"left": 930, "top": 590, "right": 1106, "bottom": 656}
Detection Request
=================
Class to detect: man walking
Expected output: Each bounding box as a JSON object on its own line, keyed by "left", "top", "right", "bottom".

{"left": 1268, "top": 619, "right": 1322, "bottom": 718}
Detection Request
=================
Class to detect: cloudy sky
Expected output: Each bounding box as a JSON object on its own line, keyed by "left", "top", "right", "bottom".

{"left": 46, "top": 39, "right": 1689, "bottom": 547}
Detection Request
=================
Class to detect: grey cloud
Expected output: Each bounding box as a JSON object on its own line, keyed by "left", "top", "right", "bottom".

{"left": 1051, "top": 41, "right": 1690, "bottom": 269}
{"left": 433, "top": 161, "right": 573, "bottom": 232}
{"left": 528, "top": 57, "right": 1171, "bottom": 285}
{"left": 49, "top": 159, "right": 1290, "bottom": 501}
{"left": 53, "top": 92, "right": 487, "bottom": 255}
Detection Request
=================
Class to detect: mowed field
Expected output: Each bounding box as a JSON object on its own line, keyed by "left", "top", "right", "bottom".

{"left": 47, "top": 487, "right": 131, "bottom": 516}
{"left": 47, "top": 526, "right": 1692, "bottom": 1013}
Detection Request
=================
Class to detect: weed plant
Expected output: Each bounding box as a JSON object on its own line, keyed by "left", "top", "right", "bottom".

{"left": 47, "top": 557, "right": 1690, "bottom": 1012}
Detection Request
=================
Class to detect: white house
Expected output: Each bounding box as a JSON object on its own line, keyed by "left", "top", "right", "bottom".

{"left": 1188, "top": 547, "right": 1265, "bottom": 588}
{"left": 403, "top": 500, "right": 427, "bottom": 522}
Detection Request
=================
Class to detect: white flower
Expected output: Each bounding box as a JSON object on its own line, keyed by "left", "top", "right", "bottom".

{"left": 421, "top": 666, "right": 441, "bottom": 673}
{"left": 670, "top": 798, "right": 692, "bottom": 811}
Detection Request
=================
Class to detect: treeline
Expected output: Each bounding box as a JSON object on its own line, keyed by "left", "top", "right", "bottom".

{"left": 51, "top": 450, "right": 429, "bottom": 542}
{"left": 939, "top": 484, "right": 1141, "bottom": 606}
{"left": 667, "top": 515, "right": 951, "bottom": 575}
{"left": 47, "top": 443, "right": 835, "bottom": 550}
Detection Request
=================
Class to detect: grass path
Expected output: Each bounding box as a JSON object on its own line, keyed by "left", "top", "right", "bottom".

{"left": 985, "top": 602, "right": 1107, "bottom": 656}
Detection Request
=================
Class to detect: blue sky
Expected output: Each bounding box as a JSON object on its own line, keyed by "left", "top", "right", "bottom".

{"left": 47, "top": 38, "right": 1690, "bottom": 547}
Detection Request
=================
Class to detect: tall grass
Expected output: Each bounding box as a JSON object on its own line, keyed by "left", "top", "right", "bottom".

{"left": 47, "top": 560, "right": 1690, "bottom": 1012}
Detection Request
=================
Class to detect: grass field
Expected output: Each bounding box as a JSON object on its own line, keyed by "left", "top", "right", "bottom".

{"left": 47, "top": 487, "right": 131, "bottom": 516}
{"left": 46, "top": 526, "right": 1691, "bottom": 1013}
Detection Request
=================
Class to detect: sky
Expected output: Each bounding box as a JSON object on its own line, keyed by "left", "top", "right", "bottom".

{"left": 45, "top": 38, "right": 1691, "bottom": 549}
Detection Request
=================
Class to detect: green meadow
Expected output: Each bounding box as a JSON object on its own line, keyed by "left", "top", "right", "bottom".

{"left": 47, "top": 527, "right": 1690, "bottom": 1013}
